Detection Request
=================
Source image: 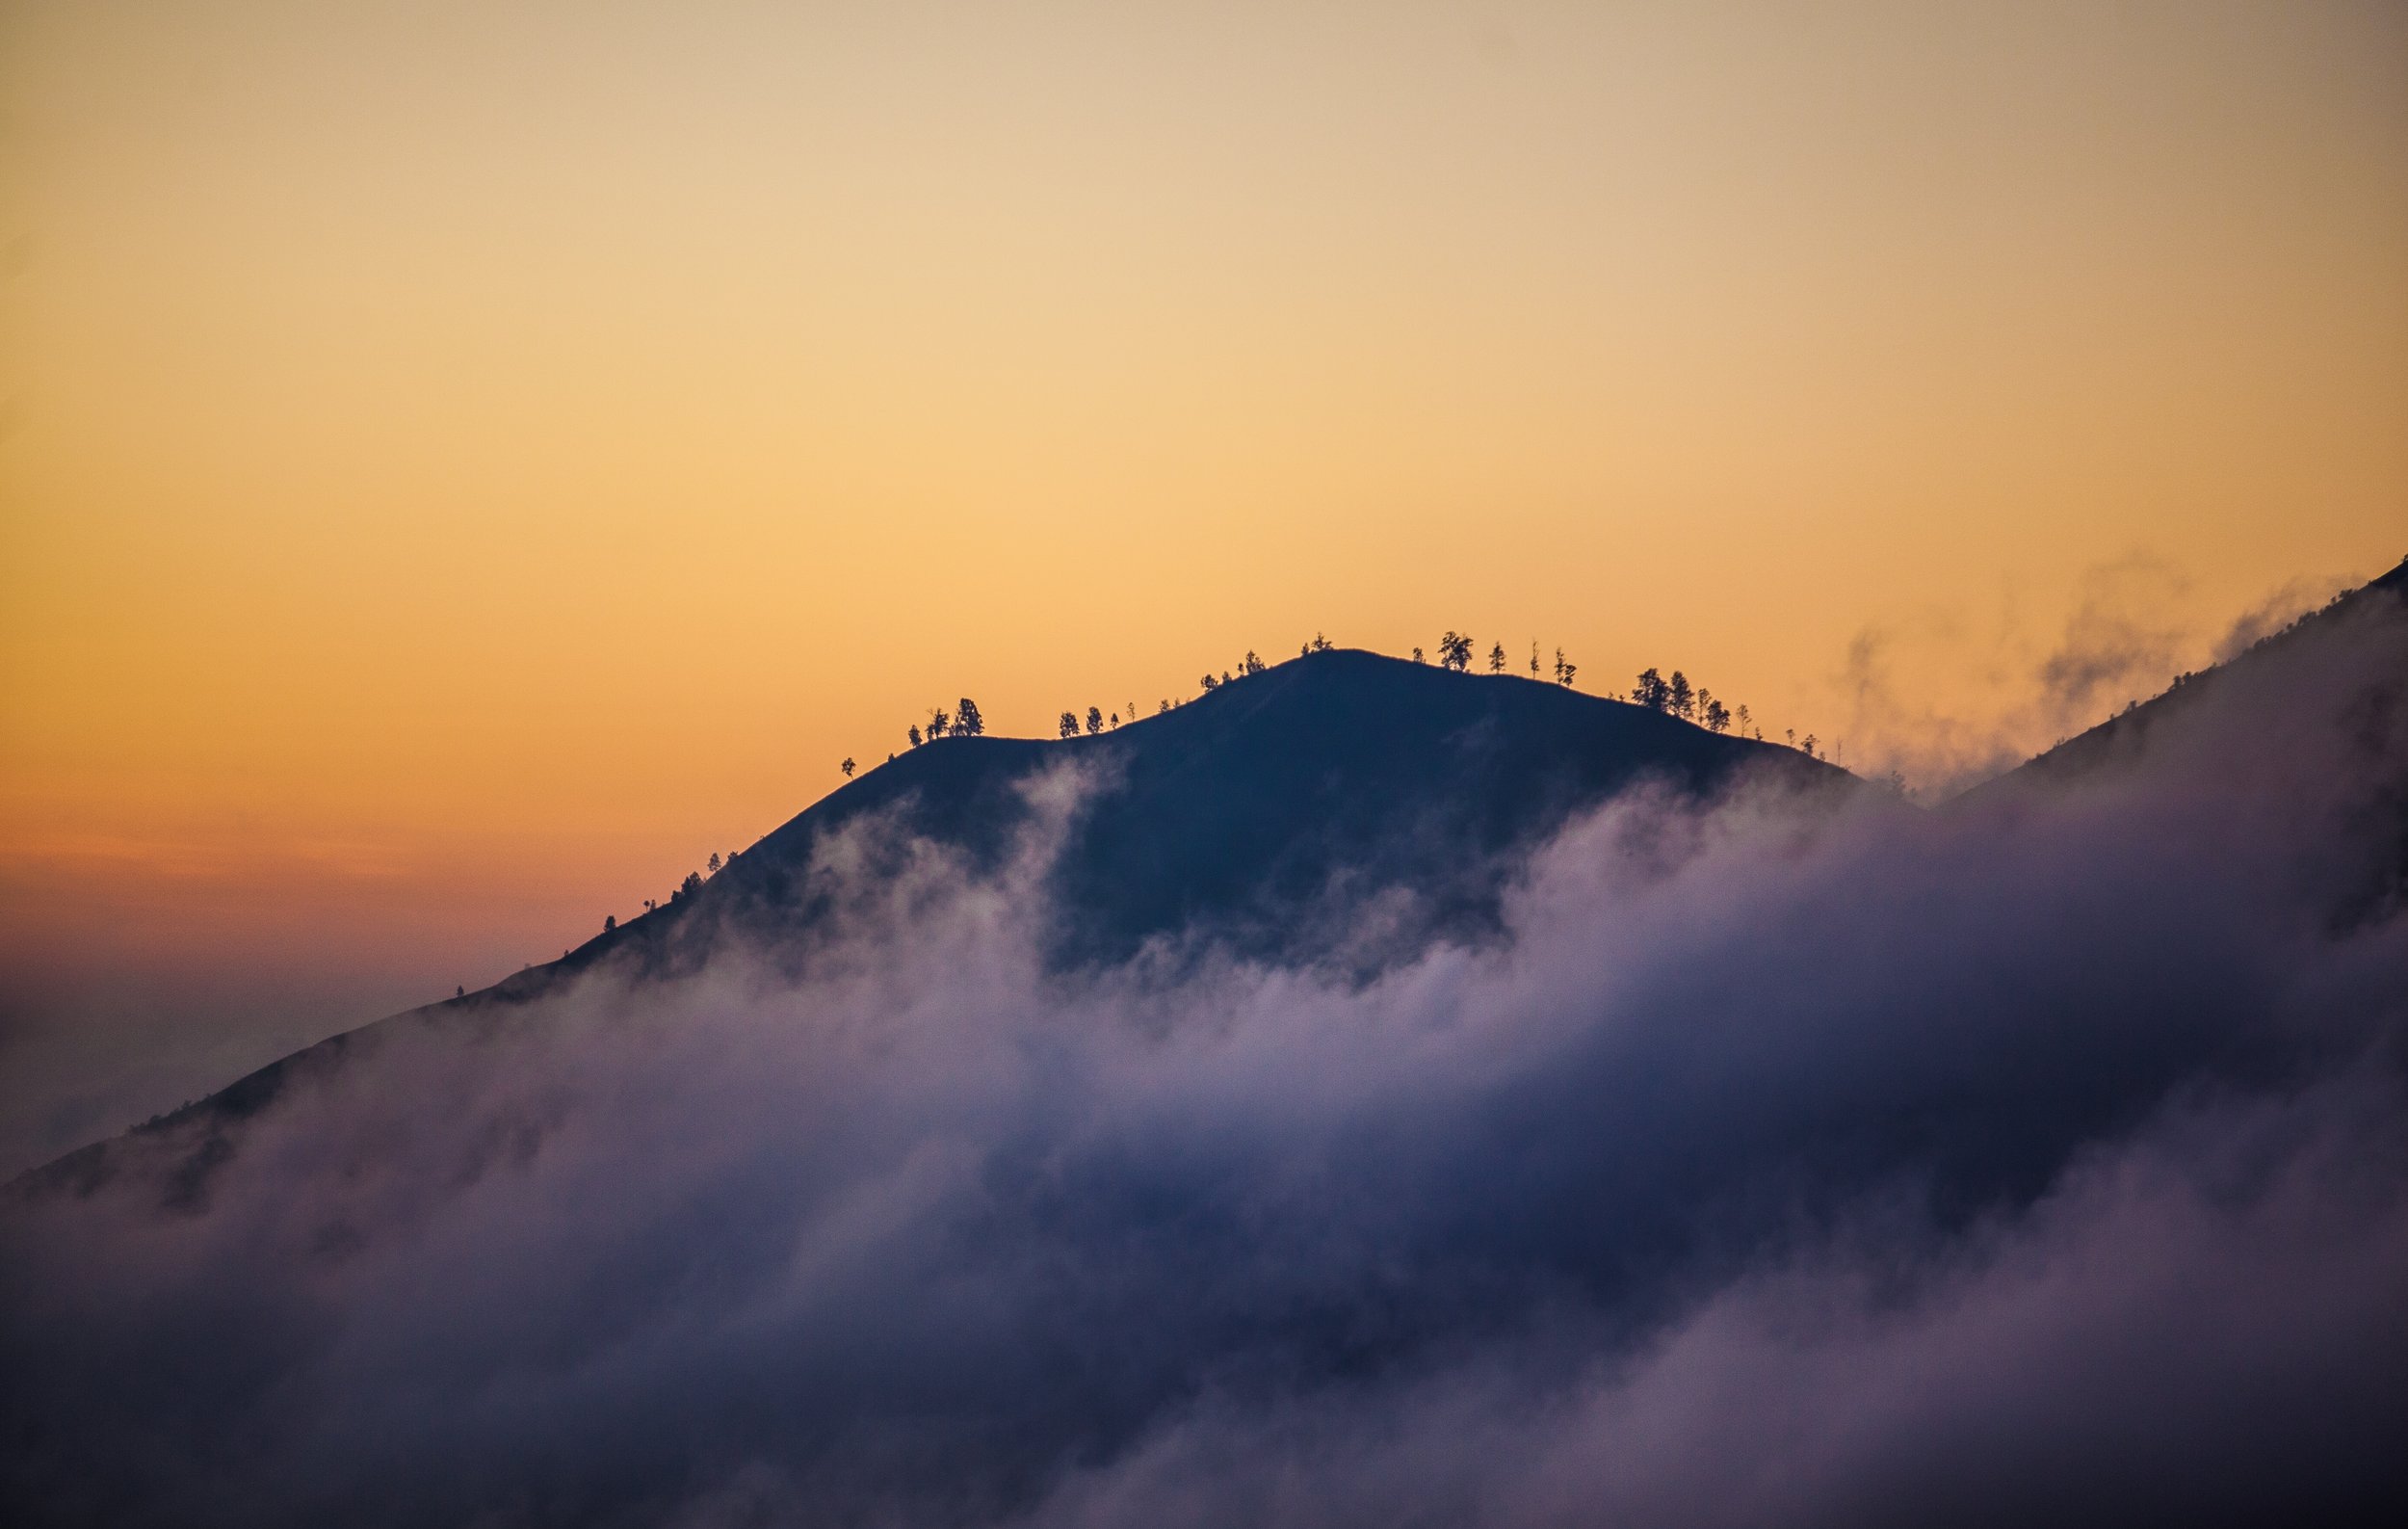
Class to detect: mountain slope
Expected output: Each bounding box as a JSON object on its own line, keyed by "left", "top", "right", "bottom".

{"left": 1960, "top": 556, "right": 2408, "bottom": 802}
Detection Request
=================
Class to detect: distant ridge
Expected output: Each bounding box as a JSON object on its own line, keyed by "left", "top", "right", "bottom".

{"left": 1956, "top": 555, "right": 2408, "bottom": 804}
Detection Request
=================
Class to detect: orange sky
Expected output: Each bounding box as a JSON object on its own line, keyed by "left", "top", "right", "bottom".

{"left": 2, "top": 0, "right": 2404, "bottom": 1163}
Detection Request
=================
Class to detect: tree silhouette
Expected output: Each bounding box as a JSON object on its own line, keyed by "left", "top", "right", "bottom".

{"left": 928, "top": 706, "right": 950, "bottom": 739}
{"left": 1668, "top": 672, "right": 1693, "bottom": 720}
{"left": 1439, "top": 631, "right": 1474, "bottom": 671}
{"left": 706, "top": 852, "right": 721, "bottom": 875}
{"left": 1200, "top": 673, "right": 1219, "bottom": 691}
{"left": 1634, "top": 668, "right": 1668, "bottom": 709}
{"left": 603, "top": 914, "right": 615, "bottom": 935}
{"left": 840, "top": 757, "right": 855, "bottom": 778}
{"left": 1488, "top": 642, "right": 1506, "bottom": 672}
{"left": 1531, "top": 642, "right": 1540, "bottom": 677}
{"left": 1411, "top": 646, "right": 1425, "bottom": 663}
{"left": 1109, "top": 712, "right": 1118, "bottom": 728}
{"left": 955, "top": 698, "right": 984, "bottom": 736}
{"left": 1705, "top": 698, "right": 1731, "bottom": 732}
{"left": 1736, "top": 703, "right": 1751, "bottom": 736}
{"left": 1242, "top": 650, "right": 1266, "bottom": 676}
{"left": 1059, "top": 711, "right": 1079, "bottom": 739}
{"left": 1558, "top": 658, "right": 1576, "bottom": 688}
{"left": 908, "top": 724, "right": 923, "bottom": 748}
{"left": 1309, "top": 632, "right": 1333, "bottom": 652}
{"left": 1086, "top": 705, "right": 1104, "bottom": 735}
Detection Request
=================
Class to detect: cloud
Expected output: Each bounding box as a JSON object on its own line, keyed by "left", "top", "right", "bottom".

{"left": 4, "top": 595, "right": 2406, "bottom": 1527}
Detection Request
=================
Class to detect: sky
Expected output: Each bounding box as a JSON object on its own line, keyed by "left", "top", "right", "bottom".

{"left": 2, "top": 0, "right": 2405, "bottom": 1160}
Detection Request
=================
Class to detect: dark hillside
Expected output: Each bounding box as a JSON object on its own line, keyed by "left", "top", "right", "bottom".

{"left": 722, "top": 649, "right": 1845, "bottom": 971}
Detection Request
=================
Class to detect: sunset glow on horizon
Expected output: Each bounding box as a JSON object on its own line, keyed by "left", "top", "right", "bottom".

{"left": 3, "top": 0, "right": 2404, "bottom": 1163}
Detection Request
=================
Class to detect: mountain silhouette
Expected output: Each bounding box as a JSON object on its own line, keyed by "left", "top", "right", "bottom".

{"left": 21, "top": 650, "right": 1844, "bottom": 1196}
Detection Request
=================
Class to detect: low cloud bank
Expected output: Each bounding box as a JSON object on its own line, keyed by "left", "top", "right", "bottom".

{"left": 5, "top": 600, "right": 2406, "bottom": 1527}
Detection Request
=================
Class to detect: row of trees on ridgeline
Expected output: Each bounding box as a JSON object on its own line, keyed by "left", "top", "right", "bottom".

{"left": 830, "top": 632, "right": 1827, "bottom": 781}
{"left": 1421, "top": 631, "right": 1579, "bottom": 688}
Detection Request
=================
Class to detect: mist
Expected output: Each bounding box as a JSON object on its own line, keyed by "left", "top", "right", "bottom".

{"left": 4, "top": 595, "right": 2404, "bottom": 1527}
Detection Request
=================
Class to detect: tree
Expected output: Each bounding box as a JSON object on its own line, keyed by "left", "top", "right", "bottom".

{"left": 1558, "top": 658, "right": 1576, "bottom": 688}
{"left": 1705, "top": 698, "right": 1731, "bottom": 732}
{"left": 1309, "top": 632, "right": 1333, "bottom": 652}
{"left": 1086, "top": 705, "right": 1104, "bottom": 735}
{"left": 840, "top": 757, "right": 855, "bottom": 778}
{"left": 1634, "top": 667, "right": 1667, "bottom": 709}
{"left": 908, "top": 724, "right": 923, "bottom": 748}
{"left": 1668, "top": 671, "right": 1693, "bottom": 719}
{"left": 1488, "top": 642, "right": 1506, "bottom": 673}
{"left": 1411, "top": 646, "right": 1425, "bottom": 663}
{"left": 1060, "top": 711, "right": 1079, "bottom": 739}
{"left": 1109, "top": 712, "right": 1118, "bottom": 728}
{"left": 1200, "top": 673, "right": 1219, "bottom": 691}
{"left": 1159, "top": 699, "right": 1170, "bottom": 713}
{"left": 1243, "top": 650, "right": 1266, "bottom": 676}
{"left": 1439, "top": 631, "right": 1474, "bottom": 671}
{"left": 955, "top": 698, "right": 984, "bottom": 736}
{"left": 928, "top": 706, "right": 950, "bottom": 739}
{"left": 1736, "top": 703, "right": 1751, "bottom": 736}
{"left": 682, "top": 870, "right": 703, "bottom": 897}
{"left": 706, "top": 852, "right": 721, "bottom": 875}
{"left": 1531, "top": 642, "right": 1541, "bottom": 677}
{"left": 603, "top": 914, "right": 615, "bottom": 934}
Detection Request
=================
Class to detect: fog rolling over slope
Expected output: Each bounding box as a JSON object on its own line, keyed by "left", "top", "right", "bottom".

{"left": 6, "top": 570, "right": 2408, "bottom": 1527}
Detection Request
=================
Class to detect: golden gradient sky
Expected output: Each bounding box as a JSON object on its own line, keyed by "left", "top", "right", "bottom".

{"left": 2, "top": 1, "right": 2404, "bottom": 1159}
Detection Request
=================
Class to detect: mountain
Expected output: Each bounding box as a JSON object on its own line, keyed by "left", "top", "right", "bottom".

{"left": 10, "top": 591, "right": 2408, "bottom": 1529}
{"left": 19, "top": 650, "right": 1845, "bottom": 1197}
